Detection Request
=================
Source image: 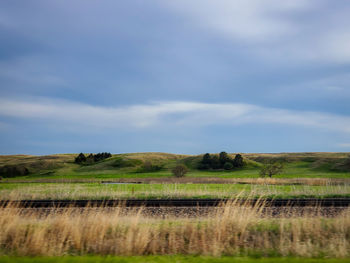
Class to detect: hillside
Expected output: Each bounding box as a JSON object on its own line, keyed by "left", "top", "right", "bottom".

{"left": 0, "top": 152, "right": 349, "bottom": 181}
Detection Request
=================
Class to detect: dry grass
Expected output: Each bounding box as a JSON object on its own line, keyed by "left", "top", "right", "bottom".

{"left": 4, "top": 177, "right": 350, "bottom": 185}
{"left": 0, "top": 200, "right": 349, "bottom": 257}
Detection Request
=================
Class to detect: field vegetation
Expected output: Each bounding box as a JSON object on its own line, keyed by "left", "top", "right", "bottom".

{"left": 0, "top": 152, "right": 349, "bottom": 199}
{"left": 0, "top": 153, "right": 350, "bottom": 261}
{"left": 1, "top": 182, "right": 350, "bottom": 200}
{"left": 1, "top": 256, "right": 350, "bottom": 263}
{"left": 0, "top": 200, "right": 349, "bottom": 258}
{"left": 0, "top": 152, "right": 350, "bottom": 182}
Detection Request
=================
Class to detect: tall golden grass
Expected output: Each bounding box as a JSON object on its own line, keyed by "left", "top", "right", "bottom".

{"left": 0, "top": 200, "right": 349, "bottom": 257}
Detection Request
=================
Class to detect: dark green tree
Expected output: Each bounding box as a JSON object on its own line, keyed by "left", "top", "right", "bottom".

{"left": 223, "top": 162, "right": 233, "bottom": 170}
{"left": 233, "top": 154, "right": 244, "bottom": 168}
{"left": 198, "top": 153, "right": 212, "bottom": 169}
{"left": 210, "top": 155, "right": 221, "bottom": 169}
{"left": 219, "top": 151, "right": 230, "bottom": 167}
{"left": 74, "top": 153, "right": 86, "bottom": 164}
{"left": 0, "top": 165, "right": 29, "bottom": 178}
{"left": 202, "top": 153, "right": 211, "bottom": 165}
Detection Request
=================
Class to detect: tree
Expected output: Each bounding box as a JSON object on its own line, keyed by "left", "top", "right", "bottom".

{"left": 210, "top": 155, "right": 221, "bottom": 169}
{"left": 86, "top": 153, "right": 95, "bottom": 164}
{"left": 198, "top": 153, "right": 212, "bottom": 170}
{"left": 202, "top": 153, "right": 211, "bottom": 165}
{"left": 219, "top": 152, "right": 230, "bottom": 167}
{"left": 74, "top": 153, "right": 86, "bottom": 164}
{"left": 74, "top": 152, "right": 111, "bottom": 165}
{"left": 233, "top": 154, "right": 244, "bottom": 168}
{"left": 223, "top": 162, "right": 233, "bottom": 170}
{"left": 0, "top": 165, "right": 29, "bottom": 178}
{"left": 172, "top": 164, "right": 188, "bottom": 177}
{"left": 259, "top": 162, "right": 284, "bottom": 178}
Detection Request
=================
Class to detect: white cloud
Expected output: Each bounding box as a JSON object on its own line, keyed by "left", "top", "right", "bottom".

{"left": 159, "top": 0, "right": 350, "bottom": 64}
{"left": 161, "top": 0, "right": 310, "bottom": 42}
{"left": 0, "top": 97, "right": 349, "bottom": 134}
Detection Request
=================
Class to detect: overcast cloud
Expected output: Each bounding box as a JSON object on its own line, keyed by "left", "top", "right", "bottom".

{"left": 0, "top": 0, "right": 349, "bottom": 154}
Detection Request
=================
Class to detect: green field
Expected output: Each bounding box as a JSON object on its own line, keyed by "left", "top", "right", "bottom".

{"left": 1, "top": 152, "right": 349, "bottom": 199}
{"left": 1, "top": 152, "right": 350, "bottom": 182}
{"left": 1, "top": 182, "right": 350, "bottom": 200}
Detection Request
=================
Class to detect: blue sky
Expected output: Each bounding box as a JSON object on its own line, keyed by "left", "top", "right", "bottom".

{"left": 0, "top": 0, "right": 350, "bottom": 155}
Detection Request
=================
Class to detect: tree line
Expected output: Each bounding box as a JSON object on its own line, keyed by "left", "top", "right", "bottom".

{"left": 198, "top": 152, "right": 244, "bottom": 170}
{"left": 75, "top": 152, "right": 112, "bottom": 164}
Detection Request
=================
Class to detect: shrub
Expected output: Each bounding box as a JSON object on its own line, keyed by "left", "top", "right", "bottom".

{"left": 0, "top": 165, "right": 29, "bottom": 178}
{"left": 172, "top": 164, "right": 188, "bottom": 177}
{"left": 198, "top": 153, "right": 211, "bottom": 169}
{"left": 74, "top": 153, "right": 86, "bottom": 164}
{"left": 210, "top": 156, "right": 221, "bottom": 169}
{"left": 198, "top": 152, "right": 244, "bottom": 170}
{"left": 233, "top": 154, "right": 244, "bottom": 168}
{"left": 223, "top": 162, "right": 234, "bottom": 170}
{"left": 75, "top": 152, "right": 112, "bottom": 165}
{"left": 219, "top": 151, "right": 230, "bottom": 166}
{"left": 197, "top": 163, "right": 211, "bottom": 170}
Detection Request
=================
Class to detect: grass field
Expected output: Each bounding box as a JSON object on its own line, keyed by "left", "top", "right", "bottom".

{"left": 1, "top": 182, "right": 350, "bottom": 199}
{"left": 0, "top": 256, "right": 350, "bottom": 263}
{"left": 1, "top": 153, "right": 350, "bottom": 260}
{"left": 1, "top": 152, "right": 349, "bottom": 199}
{"left": 1, "top": 152, "right": 350, "bottom": 182}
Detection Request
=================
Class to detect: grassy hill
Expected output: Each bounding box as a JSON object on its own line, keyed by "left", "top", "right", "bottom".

{"left": 0, "top": 152, "right": 349, "bottom": 182}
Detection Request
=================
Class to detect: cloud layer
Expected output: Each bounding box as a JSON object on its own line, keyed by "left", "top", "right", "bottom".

{"left": 161, "top": 0, "right": 350, "bottom": 64}
{"left": 0, "top": 97, "right": 349, "bottom": 134}
{"left": 1, "top": 1, "right": 350, "bottom": 153}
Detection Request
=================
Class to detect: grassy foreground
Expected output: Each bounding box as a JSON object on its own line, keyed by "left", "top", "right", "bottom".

{"left": 1, "top": 256, "right": 350, "bottom": 263}
{"left": 1, "top": 201, "right": 349, "bottom": 258}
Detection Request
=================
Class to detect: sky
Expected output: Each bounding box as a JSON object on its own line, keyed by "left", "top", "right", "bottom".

{"left": 0, "top": 0, "right": 350, "bottom": 155}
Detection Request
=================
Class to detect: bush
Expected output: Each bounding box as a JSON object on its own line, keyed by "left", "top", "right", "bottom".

{"left": 75, "top": 152, "right": 112, "bottom": 165}
{"left": 197, "top": 163, "right": 211, "bottom": 170}
{"left": 210, "top": 156, "right": 221, "bottom": 169}
{"left": 219, "top": 152, "right": 230, "bottom": 166}
{"left": 0, "top": 165, "right": 29, "bottom": 178}
{"left": 198, "top": 152, "right": 245, "bottom": 170}
{"left": 223, "top": 162, "right": 233, "bottom": 170}
{"left": 75, "top": 153, "right": 86, "bottom": 164}
{"left": 233, "top": 154, "right": 244, "bottom": 168}
{"left": 171, "top": 164, "right": 188, "bottom": 177}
